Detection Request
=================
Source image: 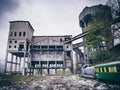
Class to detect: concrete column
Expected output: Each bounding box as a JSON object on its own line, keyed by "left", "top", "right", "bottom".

{"left": 39, "top": 69, "right": 42, "bottom": 76}
{"left": 4, "top": 52, "right": 8, "bottom": 74}
{"left": 40, "top": 62, "right": 42, "bottom": 76}
{"left": 55, "top": 69, "right": 57, "bottom": 75}
{"left": 15, "top": 56, "right": 18, "bottom": 72}
{"left": 32, "top": 69, "right": 34, "bottom": 76}
{"left": 63, "top": 51, "right": 66, "bottom": 68}
{"left": 63, "top": 68, "right": 65, "bottom": 75}
{"left": 47, "top": 61, "right": 49, "bottom": 75}
{"left": 47, "top": 69, "right": 50, "bottom": 75}
{"left": 10, "top": 54, "right": 13, "bottom": 72}
{"left": 55, "top": 61, "right": 57, "bottom": 75}
{"left": 22, "top": 52, "right": 26, "bottom": 75}
{"left": 19, "top": 57, "right": 21, "bottom": 72}
{"left": 29, "top": 68, "right": 33, "bottom": 76}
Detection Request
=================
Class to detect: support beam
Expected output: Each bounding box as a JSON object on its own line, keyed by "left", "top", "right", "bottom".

{"left": 19, "top": 57, "right": 21, "bottom": 72}
{"left": 55, "top": 69, "right": 57, "bottom": 75}
{"left": 47, "top": 61, "right": 49, "bottom": 75}
{"left": 4, "top": 52, "right": 8, "bottom": 74}
{"left": 15, "top": 56, "right": 18, "bottom": 72}
{"left": 22, "top": 52, "right": 26, "bottom": 75}
{"left": 55, "top": 61, "right": 57, "bottom": 75}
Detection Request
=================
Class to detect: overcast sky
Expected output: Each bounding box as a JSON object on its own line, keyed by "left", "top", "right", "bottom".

{"left": 0, "top": 0, "right": 107, "bottom": 63}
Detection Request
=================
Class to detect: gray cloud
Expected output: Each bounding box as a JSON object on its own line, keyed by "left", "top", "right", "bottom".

{"left": 0, "top": 0, "right": 20, "bottom": 18}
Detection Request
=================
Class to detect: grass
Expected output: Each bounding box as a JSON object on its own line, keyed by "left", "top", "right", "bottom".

{"left": 0, "top": 75, "right": 46, "bottom": 87}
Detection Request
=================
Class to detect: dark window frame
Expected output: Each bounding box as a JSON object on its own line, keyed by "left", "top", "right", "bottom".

{"left": 15, "top": 41, "right": 17, "bottom": 43}
{"left": 10, "top": 32, "right": 13, "bottom": 36}
{"left": 14, "top": 45, "right": 17, "bottom": 48}
{"left": 14, "top": 32, "right": 17, "bottom": 36}
{"left": 9, "top": 45, "right": 11, "bottom": 48}
{"left": 23, "top": 32, "right": 26, "bottom": 36}
{"left": 19, "top": 32, "right": 22, "bottom": 36}
{"left": 10, "top": 41, "right": 12, "bottom": 43}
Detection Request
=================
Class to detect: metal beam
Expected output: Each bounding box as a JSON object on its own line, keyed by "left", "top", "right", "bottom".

{"left": 73, "top": 42, "right": 84, "bottom": 48}
{"left": 64, "top": 32, "right": 87, "bottom": 43}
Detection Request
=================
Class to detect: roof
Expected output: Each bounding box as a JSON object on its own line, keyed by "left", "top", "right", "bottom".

{"left": 9, "top": 20, "right": 34, "bottom": 31}
{"left": 33, "top": 35, "right": 72, "bottom": 37}
{"left": 95, "top": 61, "right": 120, "bottom": 67}
{"left": 79, "top": 4, "right": 110, "bottom": 20}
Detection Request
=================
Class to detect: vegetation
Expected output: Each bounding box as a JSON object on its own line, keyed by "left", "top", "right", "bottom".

{"left": 57, "top": 69, "right": 72, "bottom": 75}
{"left": 86, "top": 6, "right": 113, "bottom": 50}
{"left": 0, "top": 75, "right": 46, "bottom": 87}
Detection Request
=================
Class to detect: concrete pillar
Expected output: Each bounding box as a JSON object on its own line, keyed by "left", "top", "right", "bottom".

{"left": 47, "top": 61, "right": 49, "bottom": 75}
{"left": 4, "top": 52, "right": 8, "bottom": 74}
{"left": 55, "top": 61, "right": 57, "bottom": 75}
{"left": 47, "top": 69, "right": 50, "bottom": 75}
{"left": 29, "top": 68, "right": 33, "bottom": 76}
{"left": 32, "top": 69, "right": 34, "bottom": 76}
{"left": 55, "top": 69, "right": 57, "bottom": 75}
{"left": 10, "top": 54, "right": 13, "bottom": 72}
{"left": 40, "top": 62, "right": 42, "bottom": 76}
{"left": 15, "top": 56, "right": 18, "bottom": 72}
{"left": 63, "top": 68, "right": 65, "bottom": 75}
{"left": 22, "top": 52, "right": 26, "bottom": 75}
{"left": 19, "top": 57, "right": 21, "bottom": 72}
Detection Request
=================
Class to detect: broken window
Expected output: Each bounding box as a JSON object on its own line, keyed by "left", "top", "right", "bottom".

{"left": 66, "top": 46, "right": 69, "bottom": 48}
{"left": 60, "top": 38, "right": 62, "bottom": 42}
{"left": 14, "top": 45, "right": 17, "bottom": 48}
{"left": 15, "top": 41, "right": 17, "bottom": 43}
{"left": 23, "top": 32, "right": 26, "bottom": 36}
{"left": 10, "top": 41, "right": 12, "bottom": 43}
{"left": 10, "top": 32, "right": 13, "bottom": 36}
{"left": 9, "top": 45, "right": 11, "bottom": 48}
{"left": 18, "top": 42, "right": 24, "bottom": 51}
{"left": 19, "top": 32, "right": 22, "bottom": 36}
{"left": 14, "top": 32, "right": 17, "bottom": 36}
{"left": 66, "top": 51, "right": 71, "bottom": 57}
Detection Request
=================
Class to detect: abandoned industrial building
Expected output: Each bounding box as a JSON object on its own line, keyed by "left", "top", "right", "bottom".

{"left": 4, "top": 4, "right": 112, "bottom": 75}
{"left": 4, "top": 21, "right": 73, "bottom": 75}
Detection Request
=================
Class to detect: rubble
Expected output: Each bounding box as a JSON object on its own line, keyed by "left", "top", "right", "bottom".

{"left": 0, "top": 75, "right": 120, "bottom": 90}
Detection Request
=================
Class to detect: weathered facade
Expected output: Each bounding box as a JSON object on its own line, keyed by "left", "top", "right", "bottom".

{"left": 5, "top": 21, "right": 73, "bottom": 75}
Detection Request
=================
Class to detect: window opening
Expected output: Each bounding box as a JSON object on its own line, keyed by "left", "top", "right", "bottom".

{"left": 9, "top": 45, "right": 11, "bottom": 48}
{"left": 15, "top": 41, "right": 17, "bottom": 43}
{"left": 19, "top": 32, "right": 22, "bottom": 36}
{"left": 10, "top": 41, "right": 12, "bottom": 43}
{"left": 10, "top": 32, "right": 13, "bottom": 36}
{"left": 14, "top": 32, "right": 17, "bottom": 36}
{"left": 14, "top": 45, "right": 16, "bottom": 48}
{"left": 23, "top": 32, "right": 26, "bottom": 36}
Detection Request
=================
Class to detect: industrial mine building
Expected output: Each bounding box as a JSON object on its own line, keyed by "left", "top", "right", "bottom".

{"left": 4, "top": 4, "right": 112, "bottom": 75}
{"left": 4, "top": 21, "right": 73, "bottom": 75}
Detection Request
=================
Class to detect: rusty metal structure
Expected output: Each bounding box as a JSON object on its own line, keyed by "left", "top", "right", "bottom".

{"left": 4, "top": 21, "right": 73, "bottom": 75}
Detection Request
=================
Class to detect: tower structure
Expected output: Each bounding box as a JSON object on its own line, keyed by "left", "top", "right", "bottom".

{"left": 5, "top": 21, "right": 34, "bottom": 75}
{"left": 79, "top": 4, "right": 112, "bottom": 63}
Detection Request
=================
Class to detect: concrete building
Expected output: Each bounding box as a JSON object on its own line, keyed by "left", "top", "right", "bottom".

{"left": 5, "top": 21, "right": 73, "bottom": 75}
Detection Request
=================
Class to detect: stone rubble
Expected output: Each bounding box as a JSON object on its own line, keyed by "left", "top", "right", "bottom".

{"left": 0, "top": 75, "right": 120, "bottom": 90}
